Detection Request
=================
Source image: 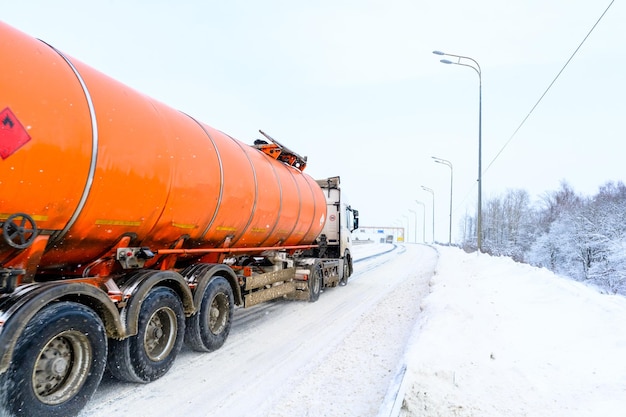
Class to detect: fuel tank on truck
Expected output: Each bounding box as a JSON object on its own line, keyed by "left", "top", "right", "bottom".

{"left": 0, "top": 22, "right": 326, "bottom": 274}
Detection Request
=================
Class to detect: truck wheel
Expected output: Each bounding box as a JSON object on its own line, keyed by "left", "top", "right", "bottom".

{"left": 340, "top": 253, "right": 351, "bottom": 286}
{"left": 309, "top": 263, "right": 322, "bottom": 302}
{"left": 108, "top": 286, "right": 184, "bottom": 383}
{"left": 0, "top": 302, "right": 106, "bottom": 417}
{"left": 185, "top": 276, "right": 234, "bottom": 352}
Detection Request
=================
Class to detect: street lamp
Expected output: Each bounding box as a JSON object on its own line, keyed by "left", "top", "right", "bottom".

{"left": 433, "top": 50, "right": 482, "bottom": 252}
{"left": 432, "top": 156, "right": 453, "bottom": 245}
{"left": 409, "top": 209, "right": 417, "bottom": 244}
{"left": 402, "top": 214, "right": 410, "bottom": 243}
{"left": 421, "top": 186, "right": 435, "bottom": 243}
{"left": 393, "top": 219, "right": 402, "bottom": 243}
{"left": 414, "top": 200, "right": 426, "bottom": 243}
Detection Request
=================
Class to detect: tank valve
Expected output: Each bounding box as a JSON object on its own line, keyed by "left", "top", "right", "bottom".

{"left": 137, "top": 247, "right": 155, "bottom": 260}
{"left": 2, "top": 212, "right": 38, "bottom": 249}
{"left": 116, "top": 247, "right": 155, "bottom": 269}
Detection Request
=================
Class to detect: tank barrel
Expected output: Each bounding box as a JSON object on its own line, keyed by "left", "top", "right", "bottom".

{"left": 0, "top": 21, "right": 326, "bottom": 274}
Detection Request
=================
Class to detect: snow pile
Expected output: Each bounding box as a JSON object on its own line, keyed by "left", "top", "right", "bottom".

{"left": 401, "top": 246, "right": 626, "bottom": 416}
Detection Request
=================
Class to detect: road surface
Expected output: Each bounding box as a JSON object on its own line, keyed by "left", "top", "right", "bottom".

{"left": 80, "top": 243, "right": 437, "bottom": 417}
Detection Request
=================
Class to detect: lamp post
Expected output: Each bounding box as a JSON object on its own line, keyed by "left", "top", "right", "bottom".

{"left": 409, "top": 209, "right": 417, "bottom": 244}
{"left": 432, "top": 156, "right": 453, "bottom": 245}
{"left": 393, "top": 219, "right": 402, "bottom": 243}
{"left": 414, "top": 200, "right": 426, "bottom": 243}
{"left": 421, "top": 186, "right": 435, "bottom": 243}
{"left": 402, "top": 214, "right": 410, "bottom": 243}
{"left": 433, "top": 50, "right": 482, "bottom": 252}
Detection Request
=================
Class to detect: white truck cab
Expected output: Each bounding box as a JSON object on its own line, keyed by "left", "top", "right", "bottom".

{"left": 316, "top": 177, "right": 359, "bottom": 281}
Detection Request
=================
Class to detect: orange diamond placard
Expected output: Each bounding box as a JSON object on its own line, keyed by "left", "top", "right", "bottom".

{"left": 0, "top": 107, "right": 31, "bottom": 160}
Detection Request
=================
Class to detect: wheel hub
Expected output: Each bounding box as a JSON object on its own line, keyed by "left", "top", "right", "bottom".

{"left": 50, "top": 357, "right": 70, "bottom": 376}
{"left": 32, "top": 331, "right": 92, "bottom": 405}
{"left": 144, "top": 307, "right": 177, "bottom": 361}
{"left": 153, "top": 326, "right": 164, "bottom": 340}
{"left": 209, "top": 294, "right": 228, "bottom": 334}
{"left": 35, "top": 336, "right": 72, "bottom": 395}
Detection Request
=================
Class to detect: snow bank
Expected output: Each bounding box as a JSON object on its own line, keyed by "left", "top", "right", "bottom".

{"left": 401, "top": 247, "right": 626, "bottom": 416}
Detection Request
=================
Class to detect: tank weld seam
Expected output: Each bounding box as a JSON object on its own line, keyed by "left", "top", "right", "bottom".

{"left": 258, "top": 159, "right": 283, "bottom": 247}
{"left": 42, "top": 41, "right": 99, "bottom": 244}
{"left": 185, "top": 117, "right": 224, "bottom": 240}
{"left": 227, "top": 137, "right": 258, "bottom": 246}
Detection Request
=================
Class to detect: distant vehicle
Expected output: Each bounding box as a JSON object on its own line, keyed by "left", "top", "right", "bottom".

{"left": 0, "top": 22, "right": 358, "bottom": 417}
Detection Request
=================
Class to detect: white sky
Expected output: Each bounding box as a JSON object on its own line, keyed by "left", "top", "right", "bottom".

{"left": 3, "top": 0, "right": 624, "bottom": 242}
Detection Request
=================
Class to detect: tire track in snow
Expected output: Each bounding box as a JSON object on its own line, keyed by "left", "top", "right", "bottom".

{"left": 80, "top": 244, "right": 436, "bottom": 417}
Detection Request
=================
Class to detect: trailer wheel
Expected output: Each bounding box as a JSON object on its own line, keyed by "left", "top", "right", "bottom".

{"left": 185, "top": 276, "right": 234, "bottom": 352}
{"left": 0, "top": 302, "right": 106, "bottom": 417}
{"left": 108, "top": 286, "right": 184, "bottom": 383}
{"left": 309, "top": 262, "right": 322, "bottom": 302}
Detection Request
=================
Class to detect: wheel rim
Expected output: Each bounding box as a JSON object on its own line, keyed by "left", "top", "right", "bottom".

{"left": 32, "top": 330, "right": 92, "bottom": 405}
{"left": 144, "top": 307, "right": 178, "bottom": 361}
{"left": 208, "top": 293, "right": 229, "bottom": 335}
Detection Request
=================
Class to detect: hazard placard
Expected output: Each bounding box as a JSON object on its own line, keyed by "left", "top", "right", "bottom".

{"left": 0, "top": 107, "right": 31, "bottom": 160}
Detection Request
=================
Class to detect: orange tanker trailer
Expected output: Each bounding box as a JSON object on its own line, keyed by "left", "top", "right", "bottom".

{"left": 0, "top": 21, "right": 358, "bottom": 417}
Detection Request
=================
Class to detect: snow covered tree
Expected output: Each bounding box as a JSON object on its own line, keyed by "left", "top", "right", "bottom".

{"left": 480, "top": 189, "right": 534, "bottom": 261}
{"left": 527, "top": 181, "right": 626, "bottom": 295}
{"left": 461, "top": 180, "right": 626, "bottom": 295}
{"left": 583, "top": 182, "right": 626, "bottom": 293}
{"left": 527, "top": 182, "right": 584, "bottom": 274}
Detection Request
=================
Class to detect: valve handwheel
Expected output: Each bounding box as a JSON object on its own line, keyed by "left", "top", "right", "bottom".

{"left": 2, "top": 213, "right": 38, "bottom": 249}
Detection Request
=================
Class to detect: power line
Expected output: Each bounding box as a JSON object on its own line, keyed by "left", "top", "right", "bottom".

{"left": 484, "top": 0, "right": 615, "bottom": 174}
{"left": 453, "top": 0, "right": 615, "bottom": 215}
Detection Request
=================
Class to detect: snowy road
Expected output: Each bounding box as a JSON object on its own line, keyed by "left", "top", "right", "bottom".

{"left": 79, "top": 243, "right": 436, "bottom": 417}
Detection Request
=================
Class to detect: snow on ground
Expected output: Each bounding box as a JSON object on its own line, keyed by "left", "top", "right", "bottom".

{"left": 401, "top": 246, "right": 626, "bottom": 417}
{"left": 80, "top": 243, "right": 435, "bottom": 417}
{"left": 267, "top": 244, "right": 432, "bottom": 417}
{"left": 78, "top": 243, "right": 626, "bottom": 417}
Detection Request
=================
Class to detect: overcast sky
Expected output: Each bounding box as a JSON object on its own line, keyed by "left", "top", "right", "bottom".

{"left": 4, "top": 0, "right": 624, "bottom": 242}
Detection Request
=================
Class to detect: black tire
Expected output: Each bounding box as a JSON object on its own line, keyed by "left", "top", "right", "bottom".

{"left": 340, "top": 254, "right": 351, "bottom": 286}
{"left": 0, "top": 302, "right": 107, "bottom": 417}
{"left": 107, "top": 286, "right": 185, "bottom": 383}
{"left": 185, "top": 276, "right": 234, "bottom": 352}
{"left": 309, "top": 263, "right": 322, "bottom": 302}
{"left": 347, "top": 251, "right": 354, "bottom": 276}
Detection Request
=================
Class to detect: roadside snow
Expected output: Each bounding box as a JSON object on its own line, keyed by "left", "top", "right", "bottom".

{"left": 401, "top": 246, "right": 626, "bottom": 417}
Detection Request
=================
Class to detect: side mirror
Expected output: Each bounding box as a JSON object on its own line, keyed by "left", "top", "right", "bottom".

{"left": 352, "top": 209, "right": 359, "bottom": 231}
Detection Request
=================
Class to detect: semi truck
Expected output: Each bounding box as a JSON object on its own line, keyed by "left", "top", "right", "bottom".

{"left": 0, "top": 22, "right": 359, "bottom": 417}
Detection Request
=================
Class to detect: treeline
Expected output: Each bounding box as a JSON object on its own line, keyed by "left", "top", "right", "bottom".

{"left": 459, "top": 181, "right": 626, "bottom": 295}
